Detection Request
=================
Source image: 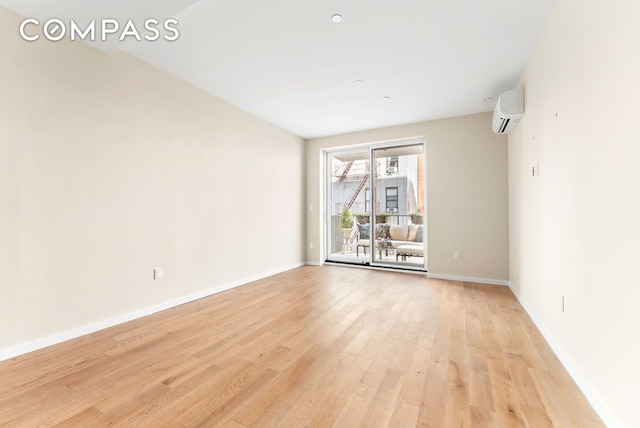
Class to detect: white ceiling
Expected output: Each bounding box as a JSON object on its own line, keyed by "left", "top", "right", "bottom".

{"left": 2, "top": 0, "right": 555, "bottom": 139}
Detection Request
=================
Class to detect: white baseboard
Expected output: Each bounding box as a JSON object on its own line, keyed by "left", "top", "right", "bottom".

{"left": 427, "top": 272, "right": 510, "bottom": 286}
{"left": 507, "top": 283, "right": 619, "bottom": 428}
{"left": 305, "top": 261, "right": 324, "bottom": 266}
{"left": 0, "top": 262, "right": 304, "bottom": 363}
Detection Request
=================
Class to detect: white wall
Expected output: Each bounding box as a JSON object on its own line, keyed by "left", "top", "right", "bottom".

{"left": 0, "top": 7, "right": 305, "bottom": 354}
{"left": 306, "top": 113, "right": 509, "bottom": 283}
{"left": 508, "top": 0, "right": 640, "bottom": 425}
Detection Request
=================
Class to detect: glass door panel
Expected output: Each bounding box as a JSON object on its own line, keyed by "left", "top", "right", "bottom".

{"left": 371, "top": 144, "right": 426, "bottom": 268}
{"left": 326, "top": 149, "right": 371, "bottom": 264}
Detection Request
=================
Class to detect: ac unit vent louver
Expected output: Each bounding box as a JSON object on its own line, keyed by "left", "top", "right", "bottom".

{"left": 492, "top": 88, "right": 524, "bottom": 134}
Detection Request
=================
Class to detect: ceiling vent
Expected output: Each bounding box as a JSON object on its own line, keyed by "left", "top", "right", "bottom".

{"left": 492, "top": 88, "right": 524, "bottom": 134}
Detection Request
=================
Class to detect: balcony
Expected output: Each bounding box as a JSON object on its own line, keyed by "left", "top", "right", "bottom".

{"left": 329, "top": 214, "right": 425, "bottom": 267}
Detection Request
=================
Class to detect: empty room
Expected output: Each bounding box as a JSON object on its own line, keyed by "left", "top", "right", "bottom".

{"left": 1, "top": 0, "right": 638, "bottom": 426}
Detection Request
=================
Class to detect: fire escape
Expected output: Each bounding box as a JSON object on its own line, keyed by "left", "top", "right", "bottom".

{"left": 336, "top": 160, "right": 371, "bottom": 246}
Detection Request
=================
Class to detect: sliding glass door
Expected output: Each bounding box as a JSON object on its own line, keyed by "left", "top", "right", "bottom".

{"left": 326, "top": 141, "right": 427, "bottom": 271}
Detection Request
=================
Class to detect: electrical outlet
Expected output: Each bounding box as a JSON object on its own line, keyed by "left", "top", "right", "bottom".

{"left": 153, "top": 268, "right": 162, "bottom": 280}
{"left": 453, "top": 250, "right": 460, "bottom": 259}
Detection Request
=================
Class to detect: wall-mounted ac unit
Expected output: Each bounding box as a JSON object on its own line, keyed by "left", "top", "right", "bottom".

{"left": 492, "top": 88, "right": 524, "bottom": 134}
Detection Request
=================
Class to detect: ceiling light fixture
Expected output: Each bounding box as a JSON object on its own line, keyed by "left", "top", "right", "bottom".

{"left": 331, "top": 14, "right": 343, "bottom": 23}
{"left": 383, "top": 96, "right": 391, "bottom": 101}
{"left": 353, "top": 80, "right": 364, "bottom": 86}
{"left": 483, "top": 96, "right": 494, "bottom": 102}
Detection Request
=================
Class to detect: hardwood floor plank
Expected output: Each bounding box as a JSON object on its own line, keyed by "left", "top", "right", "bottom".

{"left": 359, "top": 368, "right": 404, "bottom": 427}
{"left": 388, "top": 401, "right": 420, "bottom": 428}
{"left": 273, "top": 352, "right": 357, "bottom": 427}
{"left": 54, "top": 406, "right": 102, "bottom": 427}
{"left": 398, "top": 334, "right": 434, "bottom": 407}
{"left": 176, "top": 364, "right": 278, "bottom": 427}
{"left": 0, "top": 266, "right": 604, "bottom": 427}
{"left": 233, "top": 344, "right": 325, "bottom": 426}
{"left": 332, "top": 382, "right": 377, "bottom": 427}
{"left": 417, "top": 404, "right": 446, "bottom": 427}
{"left": 469, "top": 405, "right": 498, "bottom": 428}
{"left": 467, "top": 347, "right": 495, "bottom": 411}
{"left": 486, "top": 357, "right": 527, "bottom": 427}
{"left": 305, "top": 359, "right": 367, "bottom": 427}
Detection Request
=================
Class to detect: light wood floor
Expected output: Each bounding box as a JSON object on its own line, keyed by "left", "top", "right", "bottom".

{"left": 0, "top": 266, "right": 603, "bottom": 427}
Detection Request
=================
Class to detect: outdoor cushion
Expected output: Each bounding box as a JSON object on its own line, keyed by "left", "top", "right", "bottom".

{"left": 396, "top": 244, "right": 424, "bottom": 256}
{"left": 414, "top": 226, "right": 423, "bottom": 242}
{"left": 357, "top": 223, "right": 370, "bottom": 239}
{"left": 407, "top": 224, "right": 420, "bottom": 241}
{"left": 389, "top": 225, "right": 408, "bottom": 241}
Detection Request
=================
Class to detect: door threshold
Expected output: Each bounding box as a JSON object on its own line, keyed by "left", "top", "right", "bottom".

{"left": 325, "top": 260, "right": 427, "bottom": 275}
